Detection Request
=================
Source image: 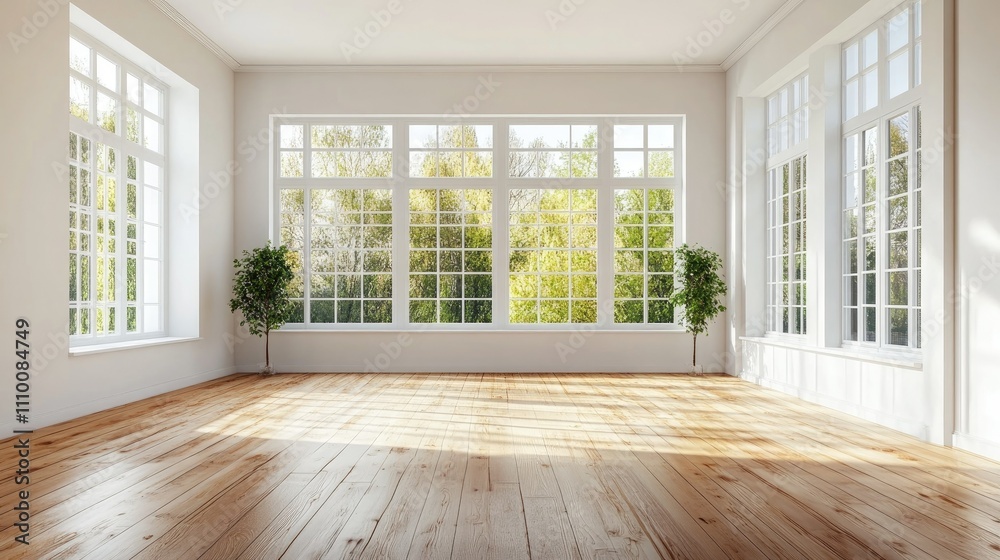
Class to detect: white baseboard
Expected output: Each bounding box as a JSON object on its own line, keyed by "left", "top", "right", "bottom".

{"left": 953, "top": 433, "right": 1000, "bottom": 463}
{"left": 739, "top": 370, "right": 929, "bottom": 440}
{"left": 1, "top": 365, "right": 238, "bottom": 438}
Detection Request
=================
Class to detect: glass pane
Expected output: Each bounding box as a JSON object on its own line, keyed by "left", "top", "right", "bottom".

{"left": 509, "top": 125, "right": 569, "bottom": 149}
{"left": 863, "top": 30, "right": 878, "bottom": 69}
{"left": 648, "top": 125, "right": 674, "bottom": 149}
{"left": 96, "top": 54, "right": 118, "bottom": 92}
{"left": 888, "top": 11, "right": 909, "bottom": 54}
{"left": 614, "top": 152, "right": 644, "bottom": 178}
{"left": 888, "top": 308, "right": 909, "bottom": 346}
{"left": 613, "top": 125, "right": 644, "bottom": 149}
{"left": 70, "top": 37, "right": 91, "bottom": 76}
{"left": 143, "top": 260, "right": 160, "bottom": 304}
{"left": 648, "top": 152, "right": 674, "bottom": 178}
{"left": 144, "top": 117, "right": 161, "bottom": 153}
{"left": 571, "top": 125, "right": 597, "bottom": 148}
{"left": 845, "top": 79, "right": 859, "bottom": 121}
{"left": 888, "top": 51, "right": 910, "bottom": 99}
{"left": 280, "top": 125, "right": 304, "bottom": 149}
{"left": 889, "top": 114, "right": 910, "bottom": 157}
{"left": 862, "top": 70, "right": 878, "bottom": 112}
{"left": 143, "top": 83, "right": 162, "bottom": 116}
{"left": 410, "top": 125, "right": 437, "bottom": 149}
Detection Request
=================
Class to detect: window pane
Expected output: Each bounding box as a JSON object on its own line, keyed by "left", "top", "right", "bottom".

{"left": 510, "top": 125, "right": 569, "bottom": 149}
{"left": 888, "top": 51, "right": 910, "bottom": 99}
{"left": 70, "top": 37, "right": 91, "bottom": 77}
{"left": 888, "top": 11, "right": 909, "bottom": 54}
{"left": 845, "top": 42, "right": 860, "bottom": 79}
{"left": 613, "top": 125, "right": 643, "bottom": 149}
{"left": 614, "top": 152, "right": 644, "bottom": 178}
{"left": 862, "top": 70, "right": 878, "bottom": 112}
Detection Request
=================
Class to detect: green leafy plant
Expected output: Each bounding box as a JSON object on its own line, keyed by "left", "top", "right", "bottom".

{"left": 229, "top": 243, "right": 296, "bottom": 374}
{"left": 670, "top": 244, "right": 727, "bottom": 369}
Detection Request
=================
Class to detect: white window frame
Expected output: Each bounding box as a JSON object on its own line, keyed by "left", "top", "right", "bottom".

{"left": 841, "top": 0, "right": 923, "bottom": 354}
{"left": 766, "top": 155, "right": 808, "bottom": 337}
{"left": 271, "top": 115, "right": 685, "bottom": 331}
{"left": 69, "top": 26, "right": 168, "bottom": 347}
{"left": 767, "top": 72, "right": 809, "bottom": 161}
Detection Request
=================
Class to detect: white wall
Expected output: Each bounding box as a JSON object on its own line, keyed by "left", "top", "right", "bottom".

{"left": 0, "top": 0, "right": 235, "bottom": 435}
{"left": 725, "top": 0, "right": 956, "bottom": 442}
{"left": 234, "top": 71, "right": 728, "bottom": 373}
{"left": 952, "top": 0, "right": 1000, "bottom": 459}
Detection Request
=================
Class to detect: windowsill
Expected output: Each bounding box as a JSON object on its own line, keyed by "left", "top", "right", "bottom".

{"left": 276, "top": 327, "right": 689, "bottom": 334}
{"left": 740, "top": 336, "right": 923, "bottom": 370}
{"left": 69, "top": 336, "right": 201, "bottom": 356}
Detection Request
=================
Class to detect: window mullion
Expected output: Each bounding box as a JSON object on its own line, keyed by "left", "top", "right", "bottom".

{"left": 597, "top": 120, "right": 614, "bottom": 328}
{"left": 495, "top": 120, "right": 510, "bottom": 327}
{"left": 392, "top": 121, "right": 408, "bottom": 327}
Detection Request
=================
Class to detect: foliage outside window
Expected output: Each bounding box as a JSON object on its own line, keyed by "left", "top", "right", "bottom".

{"left": 273, "top": 117, "right": 683, "bottom": 330}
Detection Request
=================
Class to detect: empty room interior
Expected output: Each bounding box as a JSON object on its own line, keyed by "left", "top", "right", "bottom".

{"left": 2, "top": 0, "right": 1000, "bottom": 558}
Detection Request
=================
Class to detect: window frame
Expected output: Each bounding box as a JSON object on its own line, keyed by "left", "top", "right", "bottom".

{"left": 842, "top": 106, "right": 922, "bottom": 353}
{"left": 271, "top": 115, "right": 685, "bottom": 331}
{"left": 68, "top": 26, "right": 169, "bottom": 347}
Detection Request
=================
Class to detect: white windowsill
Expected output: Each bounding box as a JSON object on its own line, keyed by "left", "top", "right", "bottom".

{"left": 69, "top": 336, "right": 201, "bottom": 356}
{"left": 740, "top": 336, "right": 923, "bottom": 370}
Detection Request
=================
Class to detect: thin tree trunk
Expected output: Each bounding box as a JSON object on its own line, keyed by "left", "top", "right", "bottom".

{"left": 265, "top": 330, "right": 270, "bottom": 369}
{"left": 692, "top": 333, "right": 698, "bottom": 368}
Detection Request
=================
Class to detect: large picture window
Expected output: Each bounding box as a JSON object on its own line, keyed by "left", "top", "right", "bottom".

{"left": 272, "top": 117, "right": 684, "bottom": 330}
{"left": 69, "top": 29, "right": 167, "bottom": 344}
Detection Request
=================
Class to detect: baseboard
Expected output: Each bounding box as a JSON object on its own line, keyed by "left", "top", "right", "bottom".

{"left": 953, "top": 433, "right": 1000, "bottom": 463}
{"left": 739, "top": 370, "right": 929, "bottom": 440}
{"left": 1, "top": 365, "right": 239, "bottom": 437}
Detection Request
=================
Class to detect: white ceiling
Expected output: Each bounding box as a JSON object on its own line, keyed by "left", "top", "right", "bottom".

{"left": 162, "top": 0, "right": 792, "bottom": 67}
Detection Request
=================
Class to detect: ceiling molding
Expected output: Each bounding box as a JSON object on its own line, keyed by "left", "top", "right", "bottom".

{"left": 235, "top": 64, "right": 725, "bottom": 74}
{"left": 145, "top": 0, "right": 241, "bottom": 70}
{"left": 721, "top": 0, "right": 805, "bottom": 71}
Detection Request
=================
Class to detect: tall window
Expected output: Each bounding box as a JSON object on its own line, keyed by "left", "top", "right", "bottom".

{"left": 273, "top": 117, "right": 684, "bottom": 330}
{"left": 765, "top": 74, "right": 809, "bottom": 335}
{"left": 69, "top": 30, "right": 167, "bottom": 344}
{"left": 767, "top": 73, "right": 809, "bottom": 159}
{"left": 767, "top": 157, "right": 808, "bottom": 334}
{"left": 842, "top": 1, "right": 923, "bottom": 350}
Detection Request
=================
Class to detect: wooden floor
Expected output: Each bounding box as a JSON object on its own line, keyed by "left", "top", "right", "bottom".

{"left": 3, "top": 374, "right": 1000, "bottom": 559}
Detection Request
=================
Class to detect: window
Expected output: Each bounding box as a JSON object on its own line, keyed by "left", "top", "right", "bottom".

{"left": 844, "top": 1, "right": 922, "bottom": 123}
{"left": 767, "top": 73, "right": 809, "bottom": 158}
{"left": 410, "top": 125, "right": 493, "bottom": 178}
{"left": 508, "top": 124, "right": 598, "bottom": 178}
{"left": 273, "top": 117, "right": 683, "bottom": 330}
{"left": 767, "top": 157, "right": 808, "bottom": 335}
{"left": 841, "top": 2, "right": 923, "bottom": 350}
{"left": 509, "top": 189, "right": 598, "bottom": 324}
{"left": 613, "top": 124, "right": 675, "bottom": 178}
{"left": 765, "top": 73, "right": 810, "bottom": 336}
{"left": 69, "top": 30, "right": 167, "bottom": 344}
{"left": 843, "top": 109, "right": 922, "bottom": 348}
{"left": 410, "top": 189, "right": 493, "bottom": 323}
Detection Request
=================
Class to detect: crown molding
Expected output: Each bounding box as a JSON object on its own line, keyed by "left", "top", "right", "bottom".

{"left": 721, "top": 0, "right": 805, "bottom": 71}
{"left": 235, "top": 64, "right": 725, "bottom": 74}
{"left": 145, "top": 0, "right": 240, "bottom": 70}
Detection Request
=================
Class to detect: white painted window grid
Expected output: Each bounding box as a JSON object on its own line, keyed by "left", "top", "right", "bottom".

{"left": 766, "top": 156, "right": 808, "bottom": 336}
{"left": 69, "top": 27, "right": 167, "bottom": 346}
{"left": 767, "top": 73, "right": 810, "bottom": 159}
{"left": 272, "top": 116, "right": 684, "bottom": 331}
{"left": 842, "top": 105, "right": 922, "bottom": 351}
{"left": 843, "top": 0, "right": 923, "bottom": 126}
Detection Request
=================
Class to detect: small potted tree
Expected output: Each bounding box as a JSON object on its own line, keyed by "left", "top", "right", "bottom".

{"left": 229, "top": 243, "right": 296, "bottom": 375}
{"left": 670, "top": 244, "right": 727, "bottom": 374}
